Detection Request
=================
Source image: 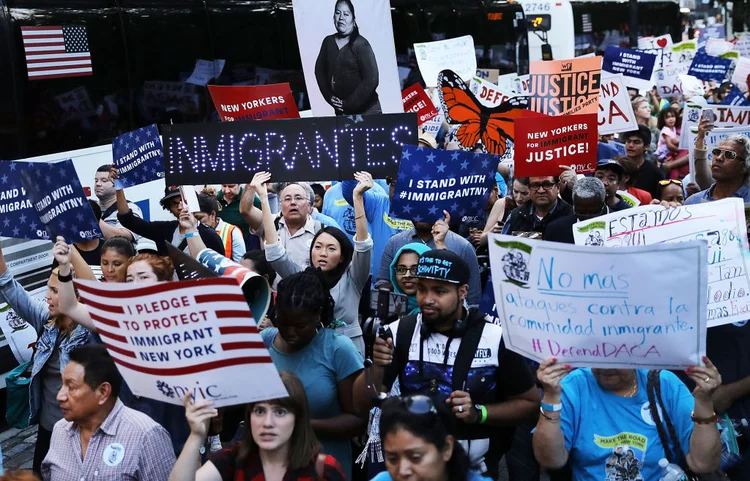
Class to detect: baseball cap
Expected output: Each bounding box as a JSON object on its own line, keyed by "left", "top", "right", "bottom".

{"left": 596, "top": 159, "right": 624, "bottom": 176}
{"left": 160, "top": 186, "right": 181, "bottom": 204}
{"left": 416, "top": 250, "right": 470, "bottom": 285}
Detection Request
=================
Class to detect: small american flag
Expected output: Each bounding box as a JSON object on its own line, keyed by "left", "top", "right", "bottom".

{"left": 21, "top": 25, "right": 92, "bottom": 80}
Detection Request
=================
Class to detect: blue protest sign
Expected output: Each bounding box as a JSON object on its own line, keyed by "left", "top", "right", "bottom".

{"left": 0, "top": 161, "right": 48, "bottom": 240}
{"left": 389, "top": 146, "right": 499, "bottom": 224}
{"left": 19, "top": 160, "right": 102, "bottom": 241}
{"left": 720, "top": 87, "right": 750, "bottom": 106}
{"left": 688, "top": 50, "right": 732, "bottom": 81}
{"left": 112, "top": 124, "right": 164, "bottom": 189}
{"left": 697, "top": 24, "right": 726, "bottom": 48}
{"left": 602, "top": 47, "right": 657, "bottom": 90}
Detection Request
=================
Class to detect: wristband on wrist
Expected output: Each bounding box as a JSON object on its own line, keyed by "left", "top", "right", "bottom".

{"left": 541, "top": 401, "right": 563, "bottom": 412}
{"left": 691, "top": 411, "right": 718, "bottom": 425}
{"left": 57, "top": 271, "right": 73, "bottom": 283}
{"left": 539, "top": 406, "right": 561, "bottom": 422}
{"left": 185, "top": 231, "right": 199, "bottom": 238}
{"left": 474, "top": 404, "right": 488, "bottom": 424}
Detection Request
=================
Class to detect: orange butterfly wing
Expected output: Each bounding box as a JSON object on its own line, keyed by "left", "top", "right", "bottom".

{"left": 482, "top": 102, "right": 529, "bottom": 155}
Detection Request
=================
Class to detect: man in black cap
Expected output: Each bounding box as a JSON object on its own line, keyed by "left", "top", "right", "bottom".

{"left": 594, "top": 159, "right": 631, "bottom": 212}
{"left": 354, "top": 249, "right": 539, "bottom": 478}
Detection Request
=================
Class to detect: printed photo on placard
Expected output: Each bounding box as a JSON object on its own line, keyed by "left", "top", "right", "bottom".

{"left": 292, "top": 0, "right": 403, "bottom": 117}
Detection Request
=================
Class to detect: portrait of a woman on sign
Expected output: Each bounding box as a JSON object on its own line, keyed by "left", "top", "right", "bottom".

{"left": 314, "top": 0, "right": 381, "bottom": 115}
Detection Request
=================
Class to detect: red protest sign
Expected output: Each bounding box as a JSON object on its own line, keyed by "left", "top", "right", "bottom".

{"left": 402, "top": 83, "right": 439, "bottom": 124}
{"left": 513, "top": 113, "right": 598, "bottom": 177}
{"left": 207, "top": 83, "right": 299, "bottom": 122}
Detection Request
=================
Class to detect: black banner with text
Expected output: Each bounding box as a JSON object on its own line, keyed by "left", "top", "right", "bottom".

{"left": 162, "top": 113, "right": 417, "bottom": 184}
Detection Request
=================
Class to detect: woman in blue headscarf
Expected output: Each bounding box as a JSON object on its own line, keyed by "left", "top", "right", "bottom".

{"left": 389, "top": 243, "right": 431, "bottom": 315}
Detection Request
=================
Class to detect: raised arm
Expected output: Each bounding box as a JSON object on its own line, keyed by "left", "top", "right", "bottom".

{"left": 348, "top": 172, "right": 374, "bottom": 289}
{"left": 168, "top": 394, "right": 222, "bottom": 481}
{"left": 0, "top": 241, "right": 50, "bottom": 332}
{"left": 684, "top": 358, "right": 722, "bottom": 473}
{"left": 342, "top": 177, "right": 387, "bottom": 223}
{"left": 240, "top": 182, "right": 263, "bottom": 231}
{"left": 52, "top": 237, "right": 96, "bottom": 331}
{"left": 432, "top": 211, "right": 451, "bottom": 250}
{"left": 693, "top": 118, "right": 714, "bottom": 190}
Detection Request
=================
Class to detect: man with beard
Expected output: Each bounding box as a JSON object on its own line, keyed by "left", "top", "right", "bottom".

{"left": 355, "top": 250, "right": 539, "bottom": 479}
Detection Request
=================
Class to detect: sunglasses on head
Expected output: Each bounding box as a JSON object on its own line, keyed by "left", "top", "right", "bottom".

{"left": 712, "top": 148, "right": 739, "bottom": 160}
{"left": 401, "top": 395, "right": 438, "bottom": 416}
{"left": 658, "top": 179, "right": 683, "bottom": 186}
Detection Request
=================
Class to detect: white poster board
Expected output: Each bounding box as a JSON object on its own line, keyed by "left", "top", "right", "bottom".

{"left": 598, "top": 73, "right": 637, "bottom": 135}
{"left": 413, "top": 35, "right": 477, "bottom": 87}
{"left": 572, "top": 199, "right": 750, "bottom": 327}
{"left": 469, "top": 76, "right": 515, "bottom": 107}
{"left": 489, "top": 235, "right": 707, "bottom": 368}
{"left": 292, "top": 0, "right": 403, "bottom": 116}
{"left": 75, "top": 277, "right": 287, "bottom": 407}
{"left": 186, "top": 59, "right": 226, "bottom": 86}
{"left": 680, "top": 104, "right": 750, "bottom": 148}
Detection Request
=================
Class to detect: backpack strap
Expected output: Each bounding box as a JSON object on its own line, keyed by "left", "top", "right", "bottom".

{"left": 393, "top": 313, "right": 418, "bottom": 390}
{"left": 101, "top": 200, "right": 130, "bottom": 221}
{"left": 451, "top": 314, "right": 486, "bottom": 392}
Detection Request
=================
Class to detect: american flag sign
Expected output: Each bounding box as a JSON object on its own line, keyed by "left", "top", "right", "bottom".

{"left": 21, "top": 25, "right": 93, "bottom": 80}
{"left": 75, "top": 276, "right": 287, "bottom": 407}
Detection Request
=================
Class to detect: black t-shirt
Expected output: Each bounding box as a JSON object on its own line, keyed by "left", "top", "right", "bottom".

{"left": 75, "top": 241, "right": 103, "bottom": 266}
{"left": 633, "top": 158, "right": 666, "bottom": 199}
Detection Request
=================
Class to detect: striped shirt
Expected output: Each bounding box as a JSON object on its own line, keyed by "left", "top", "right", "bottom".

{"left": 42, "top": 399, "right": 176, "bottom": 480}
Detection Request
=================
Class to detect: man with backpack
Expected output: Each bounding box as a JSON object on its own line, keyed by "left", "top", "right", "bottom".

{"left": 354, "top": 249, "right": 540, "bottom": 479}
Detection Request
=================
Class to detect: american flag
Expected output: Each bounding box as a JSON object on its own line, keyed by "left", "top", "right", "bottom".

{"left": 21, "top": 25, "right": 92, "bottom": 80}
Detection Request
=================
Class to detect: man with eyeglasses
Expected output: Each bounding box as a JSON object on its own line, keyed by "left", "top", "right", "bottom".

{"left": 619, "top": 125, "right": 665, "bottom": 199}
{"left": 545, "top": 177, "right": 608, "bottom": 244}
{"left": 685, "top": 129, "right": 750, "bottom": 205}
{"left": 355, "top": 249, "right": 539, "bottom": 479}
{"left": 242, "top": 177, "right": 325, "bottom": 270}
{"left": 501, "top": 175, "right": 573, "bottom": 236}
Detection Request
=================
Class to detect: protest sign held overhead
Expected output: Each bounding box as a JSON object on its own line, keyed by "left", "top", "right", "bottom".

{"left": 207, "top": 84, "right": 300, "bottom": 122}
{"left": 19, "top": 160, "right": 100, "bottom": 241}
{"left": 469, "top": 76, "right": 515, "bottom": 108}
{"left": 0, "top": 161, "right": 48, "bottom": 240}
{"left": 602, "top": 47, "right": 657, "bottom": 91}
{"left": 389, "top": 146, "right": 498, "bottom": 224}
{"left": 292, "top": 0, "right": 403, "bottom": 116}
{"left": 637, "top": 34, "right": 672, "bottom": 51}
{"left": 489, "top": 235, "right": 707, "bottom": 369}
{"left": 598, "top": 73, "right": 637, "bottom": 135}
{"left": 665, "top": 40, "right": 697, "bottom": 65}
{"left": 679, "top": 104, "right": 750, "bottom": 148}
{"left": 401, "top": 83, "right": 439, "bottom": 124}
{"left": 414, "top": 35, "right": 477, "bottom": 87}
{"left": 438, "top": 69, "right": 528, "bottom": 156}
{"left": 572, "top": 199, "right": 750, "bottom": 327}
{"left": 655, "top": 62, "right": 691, "bottom": 99}
{"left": 75, "top": 276, "right": 287, "bottom": 407}
{"left": 528, "top": 56, "right": 602, "bottom": 116}
{"left": 732, "top": 57, "right": 750, "bottom": 93}
{"left": 514, "top": 113, "right": 598, "bottom": 177}
{"left": 162, "top": 113, "right": 417, "bottom": 185}
{"left": 687, "top": 50, "right": 732, "bottom": 82}
{"left": 112, "top": 124, "right": 164, "bottom": 189}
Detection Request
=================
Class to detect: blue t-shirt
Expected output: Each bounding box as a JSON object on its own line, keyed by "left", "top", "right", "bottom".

{"left": 260, "top": 327, "right": 363, "bottom": 480}
{"left": 341, "top": 181, "right": 413, "bottom": 281}
{"left": 559, "top": 369, "right": 694, "bottom": 481}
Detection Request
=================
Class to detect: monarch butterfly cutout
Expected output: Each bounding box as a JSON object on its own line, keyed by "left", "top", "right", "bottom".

{"left": 438, "top": 69, "right": 529, "bottom": 156}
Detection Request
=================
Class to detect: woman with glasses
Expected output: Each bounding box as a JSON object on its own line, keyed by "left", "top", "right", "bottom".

{"left": 372, "top": 395, "right": 490, "bottom": 481}
{"left": 389, "top": 244, "right": 430, "bottom": 316}
{"left": 686, "top": 118, "right": 750, "bottom": 205}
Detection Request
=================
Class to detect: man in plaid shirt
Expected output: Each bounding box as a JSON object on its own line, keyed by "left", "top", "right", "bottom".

{"left": 42, "top": 345, "right": 176, "bottom": 480}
